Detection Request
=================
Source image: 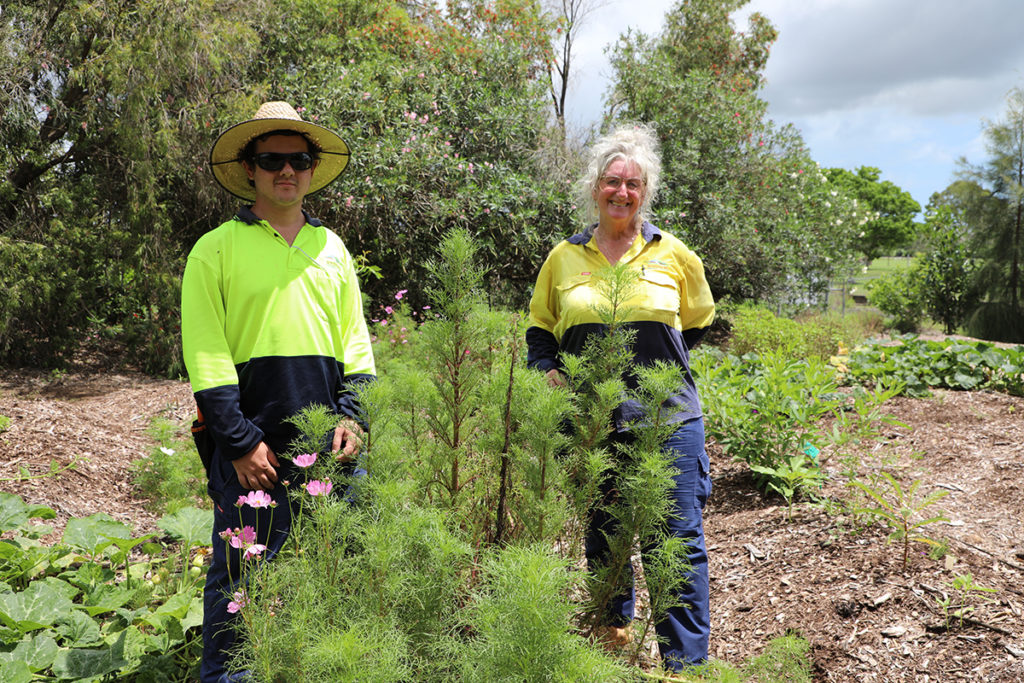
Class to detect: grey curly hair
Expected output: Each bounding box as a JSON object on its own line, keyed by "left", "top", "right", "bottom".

{"left": 578, "top": 122, "right": 661, "bottom": 225}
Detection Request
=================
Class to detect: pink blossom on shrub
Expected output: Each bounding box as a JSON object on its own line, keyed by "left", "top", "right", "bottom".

{"left": 306, "top": 480, "right": 333, "bottom": 497}
{"left": 293, "top": 453, "right": 317, "bottom": 468}
{"left": 243, "top": 490, "right": 274, "bottom": 509}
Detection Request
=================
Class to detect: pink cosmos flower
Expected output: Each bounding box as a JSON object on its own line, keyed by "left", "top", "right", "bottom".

{"left": 294, "top": 453, "right": 317, "bottom": 468}
{"left": 306, "top": 480, "right": 333, "bottom": 497}
{"left": 244, "top": 490, "right": 274, "bottom": 509}
{"left": 229, "top": 525, "right": 257, "bottom": 549}
{"left": 395, "top": 289, "right": 408, "bottom": 300}
{"left": 227, "top": 590, "right": 247, "bottom": 614}
{"left": 243, "top": 544, "right": 267, "bottom": 559}
{"left": 384, "top": 306, "right": 394, "bottom": 315}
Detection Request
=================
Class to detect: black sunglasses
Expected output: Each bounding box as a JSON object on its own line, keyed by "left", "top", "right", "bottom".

{"left": 252, "top": 152, "right": 315, "bottom": 172}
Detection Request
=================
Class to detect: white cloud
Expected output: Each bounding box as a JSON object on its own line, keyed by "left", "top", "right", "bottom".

{"left": 566, "top": 0, "right": 1024, "bottom": 207}
{"left": 747, "top": 0, "right": 1024, "bottom": 118}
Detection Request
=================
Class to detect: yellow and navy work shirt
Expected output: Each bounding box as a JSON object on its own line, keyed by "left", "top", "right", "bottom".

{"left": 527, "top": 222, "right": 715, "bottom": 431}
{"left": 181, "top": 207, "right": 376, "bottom": 460}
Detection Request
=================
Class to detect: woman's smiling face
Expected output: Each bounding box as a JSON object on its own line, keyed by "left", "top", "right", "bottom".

{"left": 594, "top": 158, "right": 645, "bottom": 227}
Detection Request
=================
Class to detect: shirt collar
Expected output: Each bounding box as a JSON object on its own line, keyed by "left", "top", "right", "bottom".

{"left": 234, "top": 205, "right": 322, "bottom": 228}
{"left": 567, "top": 221, "right": 661, "bottom": 246}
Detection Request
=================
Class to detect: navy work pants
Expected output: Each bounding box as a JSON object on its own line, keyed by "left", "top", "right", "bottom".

{"left": 200, "top": 454, "right": 296, "bottom": 683}
{"left": 585, "top": 417, "right": 712, "bottom": 670}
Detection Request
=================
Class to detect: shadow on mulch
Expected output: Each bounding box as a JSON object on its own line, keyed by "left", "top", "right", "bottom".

{"left": 707, "top": 466, "right": 780, "bottom": 515}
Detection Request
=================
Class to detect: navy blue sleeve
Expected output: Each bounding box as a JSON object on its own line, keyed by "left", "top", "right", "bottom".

{"left": 194, "top": 385, "right": 265, "bottom": 460}
{"left": 337, "top": 372, "right": 376, "bottom": 431}
{"left": 526, "top": 326, "right": 561, "bottom": 372}
{"left": 682, "top": 325, "right": 711, "bottom": 349}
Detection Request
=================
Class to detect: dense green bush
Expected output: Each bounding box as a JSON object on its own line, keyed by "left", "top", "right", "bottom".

{"left": 868, "top": 270, "right": 925, "bottom": 333}
{"left": 726, "top": 304, "right": 865, "bottom": 360}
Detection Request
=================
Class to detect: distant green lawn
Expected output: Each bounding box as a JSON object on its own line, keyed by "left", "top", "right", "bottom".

{"left": 849, "top": 256, "right": 915, "bottom": 296}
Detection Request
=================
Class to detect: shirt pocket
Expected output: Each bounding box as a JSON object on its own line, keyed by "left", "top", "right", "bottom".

{"left": 638, "top": 268, "right": 681, "bottom": 314}
{"left": 555, "top": 273, "right": 600, "bottom": 321}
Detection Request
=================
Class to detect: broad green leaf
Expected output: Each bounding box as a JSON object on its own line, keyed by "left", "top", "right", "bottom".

{"left": 952, "top": 371, "right": 980, "bottom": 389}
{"left": 39, "top": 577, "right": 81, "bottom": 602}
{"left": 25, "top": 504, "right": 56, "bottom": 521}
{"left": 103, "top": 534, "right": 157, "bottom": 562}
{"left": 62, "top": 514, "right": 131, "bottom": 556}
{"left": 19, "top": 522, "right": 55, "bottom": 540}
{"left": 50, "top": 628, "right": 129, "bottom": 680}
{"left": 139, "top": 592, "right": 193, "bottom": 632}
{"left": 0, "top": 632, "right": 59, "bottom": 672}
{"left": 0, "top": 581, "right": 73, "bottom": 632}
{"left": 179, "top": 594, "right": 204, "bottom": 632}
{"left": 0, "top": 660, "right": 32, "bottom": 683}
{"left": 79, "top": 582, "right": 135, "bottom": 616}
{"left": 157, "top": 507, "right": 213, "bottom": 549}
{"left": 0, "top": 493, "right": 49, "bottom": 534}
{"left": 56, "top": 609, "right": 103, "bottom": 647}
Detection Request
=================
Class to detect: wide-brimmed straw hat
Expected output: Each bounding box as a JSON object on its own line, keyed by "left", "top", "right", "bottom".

{"left": 210, "top": 101, "right": 351, "bottom": 201}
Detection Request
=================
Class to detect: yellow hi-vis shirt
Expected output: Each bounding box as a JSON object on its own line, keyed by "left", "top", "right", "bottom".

{"left": 181, "top": 207, "right": 375, "bottom": 460}
{"left": 527, "top": 222, "right": 714, "bottom": 430}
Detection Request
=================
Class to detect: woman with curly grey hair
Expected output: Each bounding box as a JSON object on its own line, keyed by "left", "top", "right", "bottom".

{"left": 526, "top": 123, "right": 716, "bottom": 671}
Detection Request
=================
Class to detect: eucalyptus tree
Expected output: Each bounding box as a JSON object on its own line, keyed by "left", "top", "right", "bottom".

{"left": 603, "top": 0, "right": 861, "bottom": 306}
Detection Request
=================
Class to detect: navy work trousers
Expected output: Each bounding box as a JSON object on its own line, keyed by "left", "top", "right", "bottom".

{"left": 584, "top": 417, "right": 712, "bottom": 671}
{"left": 200, "top": 453, "right": 296, "bottom": 683}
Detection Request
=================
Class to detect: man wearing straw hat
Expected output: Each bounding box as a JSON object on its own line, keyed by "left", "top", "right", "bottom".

{"left": 182, "top": 101, "right": 376, "bottom": 683}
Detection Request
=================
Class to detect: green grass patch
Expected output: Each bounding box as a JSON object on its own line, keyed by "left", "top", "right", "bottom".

{"left": 130, "top": 416, "right": 207, "bottom": 514}
{"left": 849, "top": 256, "right": 916, "bottom": 297}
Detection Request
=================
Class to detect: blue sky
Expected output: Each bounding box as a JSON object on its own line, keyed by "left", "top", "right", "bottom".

{"left": 564, "top": 0, "right": 1024, "bottom": 210}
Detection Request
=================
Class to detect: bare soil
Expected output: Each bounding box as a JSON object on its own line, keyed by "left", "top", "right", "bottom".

{"left": 1, "top": 359, "right": 1022, "bottom": 681}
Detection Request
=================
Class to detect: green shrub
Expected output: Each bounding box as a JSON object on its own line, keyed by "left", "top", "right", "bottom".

{"left": 868, "top": 270, "right": 924, "bottom": 333}
{"left": 131, "top": 417, "right": 206, "bottom": 514}
{"left": 728, "top": 304, "right": 806, "bottom": 358}
{"left": 727, "top": 304, "right": 866, "bottom": 361}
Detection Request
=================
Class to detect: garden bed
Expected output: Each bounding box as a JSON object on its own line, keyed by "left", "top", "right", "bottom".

{"left": 1, "top": 368, "right": 1022, "bottom": 681}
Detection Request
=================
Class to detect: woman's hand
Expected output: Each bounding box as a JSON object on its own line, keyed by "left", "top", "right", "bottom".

{"left": 545, "top": 368, "right": 566, "bottom": 388}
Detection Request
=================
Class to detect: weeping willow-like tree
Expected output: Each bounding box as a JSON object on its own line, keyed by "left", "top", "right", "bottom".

{"left": 956, "top": 85, "right": 1024, "bottom": 342}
